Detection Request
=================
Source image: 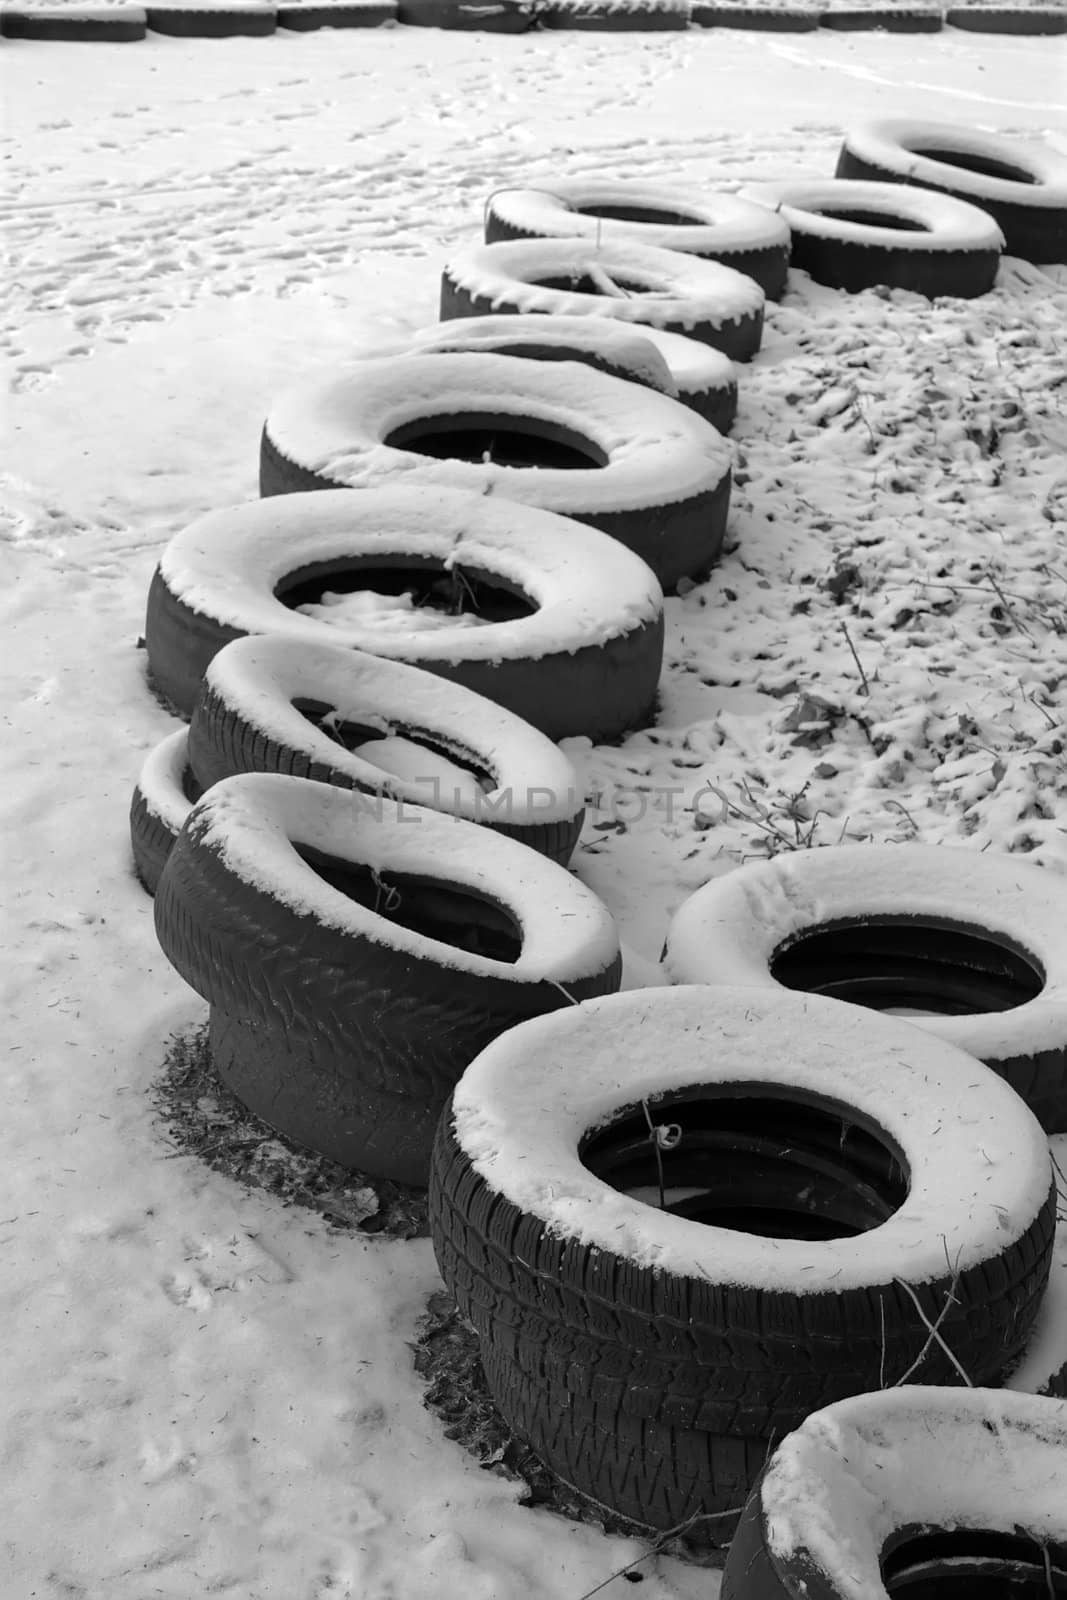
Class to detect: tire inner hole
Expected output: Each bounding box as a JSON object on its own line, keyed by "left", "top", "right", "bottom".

{"left": 295, "top": 847, "right": 523, "bottom": 963}
{"left": 384, "top": 411, "right": 607, "bottom": 470}
{"left": 881, "top": 1526, "right": 1067, "bottom": 1597}
{"left": 291, "top": 698, "right": 496, "bottom": 794}
{"left": 909, "top": 147, "right": 1038, "bottom": 186}
{"left": 573, "top": 202, "right": 708, "bottom": 226}
{"left": 579, "top": 1088, "right": 909, "bottom": 1240}
{"left": 770, "top": 917, "right": 1044, "bottom": 1016}
{"left": 813, "top": 207, "right": 931, "bottom": 232}
{"left": 528, "top": 272, "right": 667, "bottom": 298}
{"left": 276, "top": 557, "right": 537, "bottom": 625}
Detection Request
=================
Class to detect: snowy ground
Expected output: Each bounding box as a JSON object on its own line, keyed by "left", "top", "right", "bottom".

{"left": 3, "top": 24, "right": 1066, "bottom": 1600}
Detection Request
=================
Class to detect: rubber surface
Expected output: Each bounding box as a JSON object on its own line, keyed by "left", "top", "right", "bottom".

{"left": 429, "top": 1104, "right": 1056, "bottom": 1531}
{"left": 154, "top": 792, "right": 622, "bottom": 1184}
{"left": 1, "top": 5, "right": 146, "bottom": 34}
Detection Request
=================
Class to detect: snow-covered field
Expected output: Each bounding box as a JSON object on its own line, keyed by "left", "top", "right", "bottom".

{"left": 3, "top": 23, "right": 1066, "bottom": 1600}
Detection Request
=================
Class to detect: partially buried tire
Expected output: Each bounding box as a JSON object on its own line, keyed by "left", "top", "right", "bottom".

{"left": 259, "top": 354, "right": 733, "bottom": 593}
{"left": 0, "top": 4, "right": 147, "bottom": 37}
{"left": 144, "top": 484, "right": 665, "bottom": 742}
{"left": 663, "top": 842, "right": 1067, "bottom": 1133}
{"left": 440, "top": 237, "right": 765, "bottom": 360}
{"left": 742, "top": 179, "right": 1003, "bottom": 297}
{"left": 484, "top": 181, "right": 790, "bottom": 300}
{"left": 836, "top": 120, "right": 1067, "bottom": 265}
{"left": 129, "top": 727, "right": 202, "bottom": 896}
{"left": 721, "top": 1387, "right": 1067, "bottom": 1599}
{"left": 429, "top": 985, "right": 1055, "bottom": 1535}
{"left": 146, "top": 0, "right": 276, "bottom": 31}
{"left": 188, "top": 634, "right": 585, "bottom": 864}
{"left": 154, "top": 774, "right": 622, "bottom": 1183}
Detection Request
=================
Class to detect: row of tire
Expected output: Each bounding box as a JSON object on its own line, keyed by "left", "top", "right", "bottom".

{"left": 5, "top": 0, "right": 1067, "bottom": 37}
{"left": 131, "top": 121, "right": 1067, "bottom": 1582}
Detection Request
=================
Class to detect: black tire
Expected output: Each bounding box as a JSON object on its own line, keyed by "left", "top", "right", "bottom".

{"left": 721, "top": 1387, "right": 1067, "bottom": 1599}
{"left": 743, "top": 178, "right": 1003, "bottom": 297}
{"left": 146, "top": 2, "right": 276, "bottom": 31}
{"left": 836, "top": 120, "right": 1067, "bottom": 265}
{"left": 277, "top": 0, "right": 395, "bottom": 25}
{"left": 398, "top": 0, "right": 533, "bottom": 25}
{"left": 429, "top": 986, "right": 1055, "bottom": 1533}
{"left": 0, "top": 4, "right": 147, "bottom": 35}
{"left": 259, "top": 353, "right": 733, "bottom": 593}
{"left": 188, "top": 634, "right": 585, "bottom": 864}
{"left": 484, "top": 182, "right": 790, "bottom": 301}
{"left": 440, "top": 237, "right": 766, "bottom": 361}
{"left": 535, "top": 1, "right": 689, "bottom": 27}
{"left": 820, "top": 5, "right": 942, "bottom": 27}
{"left": 154, "top": 774, "right": 621, "bottom": 1183}
{"left": 947, "top": 5, "right": 1067, "bottom": 31}
{"left": 392, "top": 316, "right": 738, "bottom": 434}
{"left": 664, "top": 842, "right": 1067, "bottom": 1134}
{"left": 129, "top": 728, "right": 202, "bottom": 896}
{"left": 690, "top": 6, "right": 820, "bottom": 29}
{"left": 144, "top": 484, "right": 665, "bottom": 742}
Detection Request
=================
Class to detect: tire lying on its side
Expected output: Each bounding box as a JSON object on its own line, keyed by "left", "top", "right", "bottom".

{"left": 663, "top": 842, "right": 1067, "bottom": 1133}
{"left": 154, "top": 774, "right": 621, "bottom": 1184}
{"left": 259, "top": 354, "right": 733, "bottom": 593}
{"left": 721, "top": 1387, "right": 1067, "bottom": 1599}
{"left": 836, "top": 119, "right": 1067, "bottom": 264}
{"left": 485, "top": 181, "right": 791, "bottom": 300}
{"left": 429, "top": 985, "right": 1055, "bottom": 1534}
{"left": 0, "top": 4, "right": 147, "bottom": 37}
{"left": 129, "top": 727, "right": 202, "bottom": 896}
{"left": 189, "top": 634, "right": 585, "bottom": 864}
{"left": 440, "top": 237, "right": 766, "bottom": 361}
{"left": 386, "top": 316, "right": 738, "bottom": 434}
{"left": 742, "top": 179, "right": 1003, "bottom": 297}
{"left": 146, "top": 1, "right": 276, "bottom": 32}
{"left": 144, "top": 485, "right": 665, "bottom": 742}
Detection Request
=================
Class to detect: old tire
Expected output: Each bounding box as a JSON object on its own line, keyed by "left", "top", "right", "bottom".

{"left": 535, "top": 0, "right": 689, "bottom": 28}
{"left": 154, "top": 773, "right": 621, "bottom": 1183}
{"left": 484, "top": 182, "right": 790, "bottom": 300}
{"left": 277, "top": 0, "right": 396, "bottom": 26}
{"left": 146, "top": 1, "right": 276, "bottom": 30}
{"left": 259, "top": 353, "right": 733, "bottom": 592}
{"left": 743, "top": 179, "right": 1003, "bottom": 297}
{"left": 721, "top": 1387, "right": 1067, "bottom": 1599}
{"left": 440, "top": 237, "right": 766, "bottom": 360}
{"left": 429, "top": 985, "right": 1055, "bottom": 1533}
{"left": 129, "top": 728, "right": 202, "bottom": 896}
{"left": 836, "top": 120, "right": 1067, "bottom": 265}
{"left": 0, "top": 4, "right": 147, "bottom": 36}
{"left": 664, "top": 842, "right": 1067, "bottom": 1133}
{"left": 389, "top": 316, "right": 737, "bottom": 434}
{"left": 188, "top": 634, "right": 585, "bottom": 864}
{"left": 144, "top": 485, "right": 665, "bottom": 741}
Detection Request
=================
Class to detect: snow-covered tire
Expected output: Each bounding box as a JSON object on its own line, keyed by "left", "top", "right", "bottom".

{"left": 129, "top": 728, "right": 202, "bottom": 896}
{"left": 743, "top": 179, "right": 1003, "bottom": 297}
{"left": 536, "top": 0, "right": 689, "bottom": 29}
{"left": 484, "top": 183, "right": 791, "bottom": 301}
{"left": 440, "top": 238, "right": 766, "bottom": 361}
{"left": 428, "top": 985, "right": 1055, "bottom": 1533}
{"left": 154, "top": 774, "right": 621, "bottom": 1183}
{"left": 383, "top": 314, "right": 679, "bottom": 399}
{"left": 836, "top": 121, "right": 1067, "bottom": 265}
{"left": 144, "top": 485, "right": 665, "bottom": 742}
{"left": 0, "top": 4, "right": 147, "bottom": 36}
{"left": 390, "top": 317, "right": 737, "bottom": 434}
{"left": 188, "top": 635, "right": 585, "bottom": 865}
{"left": 721, "top": 1387, "right": 1067, "bottom": 1599}
{"left": 947, "top": 5, "right": 1067, "bottom": 32}
{"left": 146, "top": 1, "right": 276, "bottom": 30}
{"left": 664, "top": 843, "right": 1067, "bottom": 1133}
{"left": 259, "top": 354, "right": 733, "bottom": 592}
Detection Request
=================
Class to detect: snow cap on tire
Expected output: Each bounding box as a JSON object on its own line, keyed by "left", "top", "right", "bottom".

{"left": 448, "top": 984, "right": 1051, "bottom": 1290}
